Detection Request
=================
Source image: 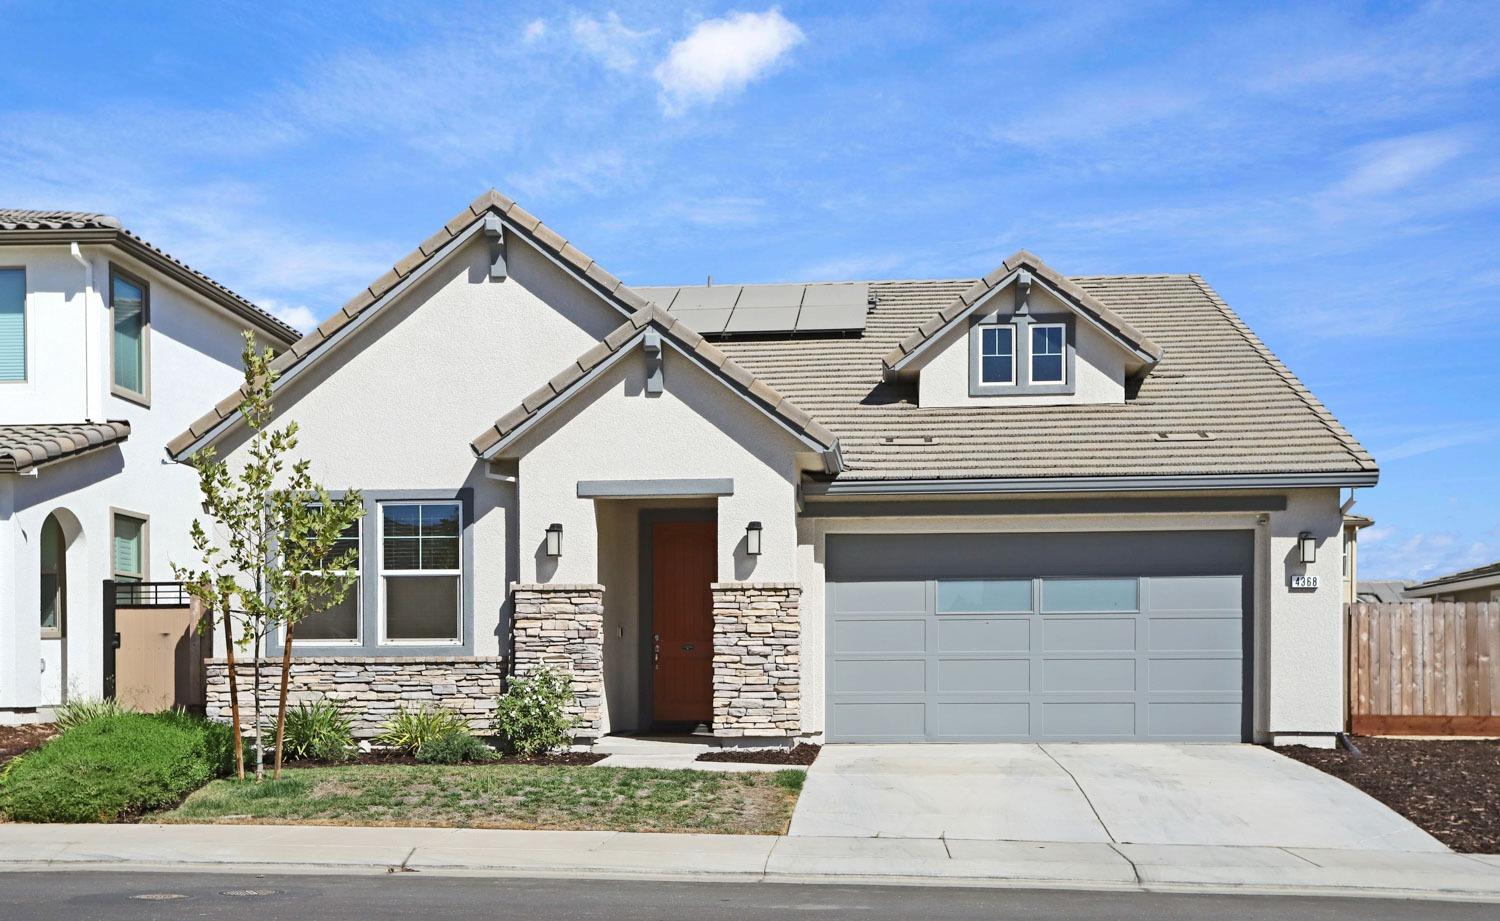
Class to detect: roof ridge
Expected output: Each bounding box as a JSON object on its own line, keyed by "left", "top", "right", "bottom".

{"left": 1185, "top": 274, "right": 1376, "bottom": 472}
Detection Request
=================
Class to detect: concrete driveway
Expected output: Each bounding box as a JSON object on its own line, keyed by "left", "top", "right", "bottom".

{"left": 789, "top": 744, "right": 1445, "bottom": 852}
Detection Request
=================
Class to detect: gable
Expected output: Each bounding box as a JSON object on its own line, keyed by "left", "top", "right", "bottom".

{"left": 168, "top": 189, "right": 653, "bottom": 461}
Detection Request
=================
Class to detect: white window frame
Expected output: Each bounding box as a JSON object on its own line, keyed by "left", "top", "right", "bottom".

{"left": 292, "top": 514, "right": 363, "bottom": 647}
{"left": 376, "top": 500, "right": 463, "bottom": 646}
{"left": 978, "top": 324, "right": 1016, "bottom": 385}
{"left": 0, "top": 266, "right": 28, "bottom": 386}
{"left": 1030, "top": 323, "right": 1067, "bottom": 385}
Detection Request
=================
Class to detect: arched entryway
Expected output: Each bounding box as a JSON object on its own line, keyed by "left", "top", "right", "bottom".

{"left": 39, "top": 509, "right": 83, "bottom": 705}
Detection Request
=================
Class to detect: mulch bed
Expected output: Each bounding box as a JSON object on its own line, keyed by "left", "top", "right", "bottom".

{"left": 697, "top": 743, "right": 820, "bottom": 765}
{"left": 283, "top": 750, "right": 606, "bottom": 768}
{"left": 0, "top": 723, "right": 56, "bottom": 768}
{"left": 1279, "top": 736, "right": 1500, "bottom": 853}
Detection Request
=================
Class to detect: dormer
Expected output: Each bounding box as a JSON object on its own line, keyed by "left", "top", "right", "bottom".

{"left": 882, "top": 251, "right": 1162, "bottom": 407}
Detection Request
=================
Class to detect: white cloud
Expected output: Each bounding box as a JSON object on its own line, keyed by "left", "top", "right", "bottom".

{"left": 256, "top": 298, "right": 319, "bottom": 334}
{"left": 570, "top": 12, "right": 655, "bottom": 73}
{"left": 1330, "top": 130, "right": 1472, "bottom": 198}
{"left": 654, "top": 8, "right": 804, "bottom": 114}
{"left": 523, "top": 19, "right": 546, "bottom": 43}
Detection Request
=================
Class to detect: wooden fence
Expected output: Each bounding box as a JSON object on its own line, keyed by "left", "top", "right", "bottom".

{"left": 1347, "top": 602, "right": 1499, "bottom": 735}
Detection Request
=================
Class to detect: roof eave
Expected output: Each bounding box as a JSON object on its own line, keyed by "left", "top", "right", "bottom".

{"left": 802, "top": 470, "right": 1381, "bottom": 497}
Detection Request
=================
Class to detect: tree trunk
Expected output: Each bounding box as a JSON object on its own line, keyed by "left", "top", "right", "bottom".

{"left": 273, "top": 623, "right": 295, "bottom": 780}
{"left": 220, "top": 597, "right": 245, "bottom": 781}
{"left": 252, "top": 632, "right": 264, "bottom": 781}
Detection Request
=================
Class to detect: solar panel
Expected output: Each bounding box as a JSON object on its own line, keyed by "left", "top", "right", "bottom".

{"left": 630, "top": 281, "right": 869, "bottom": 335}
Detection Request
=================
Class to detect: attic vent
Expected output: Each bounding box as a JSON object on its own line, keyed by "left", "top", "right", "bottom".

{"left": 1154, "top": 431, "right": 1215, "bottom": 442}
{"left": 883, "top": 435, "right": 937, "bottom": 446}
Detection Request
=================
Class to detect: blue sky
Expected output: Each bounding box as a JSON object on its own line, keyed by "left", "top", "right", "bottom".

{"left": 3, "top": 1, "right": 1496, "bottom": 580}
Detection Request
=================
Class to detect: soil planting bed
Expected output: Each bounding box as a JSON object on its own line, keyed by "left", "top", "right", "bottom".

{"left": 698, "top": 743, "right": 820, "bottom": 765}
{"left": 285, "top": 749, "right": 606, "bottom": 768}
{"left": 0, "top": 723, "right": 56, "bottom": 768}
{"left": 1280, "top": 736, "right": 1500, "bottom": 853}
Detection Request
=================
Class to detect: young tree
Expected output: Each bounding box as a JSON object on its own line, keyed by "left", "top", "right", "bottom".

{"left": 174, "top": 332, "right": 362, "bottom": 781}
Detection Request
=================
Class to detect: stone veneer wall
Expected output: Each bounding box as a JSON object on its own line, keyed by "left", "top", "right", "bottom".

{"left": 711, "top": 582, "right": 801, "bottom": 737}
{"left": 510, "top": 583, "right": 605, "bottom": 743}
{"left": 205, "top": 657, "right": 505, "bottom": 739}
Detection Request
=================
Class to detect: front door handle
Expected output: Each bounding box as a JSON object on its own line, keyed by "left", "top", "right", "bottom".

{"left": 112, "top": 632, "right": 122, "bottom": 650}
{"left": 653, "top": 634, "right": 660, "bottom": 670}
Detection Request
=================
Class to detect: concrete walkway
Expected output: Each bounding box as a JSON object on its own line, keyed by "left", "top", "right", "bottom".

{"left": 591, "top": 736, "right": 786, "bottom": 772}
{"left": 0, "top": 824, "right": 1498, "bottom": 902}
{"left": 790, "top": 744, "right": 1445, "bottom": 852}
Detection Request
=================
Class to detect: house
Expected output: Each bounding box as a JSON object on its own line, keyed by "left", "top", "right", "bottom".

{"left": 1405, "top": 562, "right": 1500, "bottom": 604}
{"left": 0, "top": 210, "right": 299, "bottom": 720}
{"left": 1342, "top": 513, "right": 1374, "bottom": 604}
{"left": 1355, "top": 580, "right": 1412, "bottom": 604}
{"left": 169, "top": 190, "right": 1377, "bottom": 748}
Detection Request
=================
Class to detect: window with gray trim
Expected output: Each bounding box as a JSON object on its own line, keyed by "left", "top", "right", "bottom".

{"left": 969, "top": 314, "right": 1076, "bottom": 397}
{"left": 296, "top": 517, "right": 361, "bottom": 644}
{"left": 379, "top": 501, "right": 462, "bottom": 643}
{"left": 110, "top": 266, "right": 149, "bottom": 402}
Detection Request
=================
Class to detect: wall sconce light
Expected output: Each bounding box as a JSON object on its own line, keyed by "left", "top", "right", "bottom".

{"left": 545, "top": 523, "right": 563, "bottom": 558}
{"left": 1298, "top": 531, "right": 1316, "bottom": 564}
{"left": 746, "top": 521, "right": 763, "bottom": 556}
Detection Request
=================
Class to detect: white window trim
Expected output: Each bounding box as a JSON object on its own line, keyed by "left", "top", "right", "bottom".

{"left": 0, "top": 266, "right": 28, "bottom": 387}
{"left": 978, "top": 324, "right": 1017, "bottom": 385}
{"left": 1030, "top": 323, "right": 1067, "bottom": 385}
{"left": 376, "top": 499, "right": 463, "bottom": 646}
{"left": 292, "top": 518, "right": 363, "bottom": 647}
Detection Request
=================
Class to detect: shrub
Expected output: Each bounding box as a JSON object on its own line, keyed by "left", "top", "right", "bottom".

{"left": 283, "top": 700, "right": 355, "bottom": 763}
{"left": 54, "top": 698, "right": 130, "bottom": 731}
{"left": 415, "top": 731, "right": 497, "bottom": 764}
{"left": 0, "top": 711, "right": 232, "bottom": 822}
{"left": 375, "top": 705, "right": 470, "bottom": 755}
{"left": 492, "top": 669, "right": 576, "bottom": 757}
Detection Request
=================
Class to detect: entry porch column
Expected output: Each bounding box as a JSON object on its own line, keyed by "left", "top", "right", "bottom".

{"left": 710, "top": 582, "right": 801, "bottom": 738}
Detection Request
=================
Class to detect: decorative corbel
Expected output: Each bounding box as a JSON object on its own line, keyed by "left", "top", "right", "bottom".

{"left": 643, "top": 328, "right": 663, "bottom": 395}
{"left": 1014, "top": 269, "right": 1032, "bottom": 316}
{"left": 483, "top": 213, "right": 507, "bottom": 280}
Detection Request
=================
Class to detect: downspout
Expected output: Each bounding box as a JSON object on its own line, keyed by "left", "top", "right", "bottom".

{"left": 69, "top": 244, "right": 102, "bottom": 422}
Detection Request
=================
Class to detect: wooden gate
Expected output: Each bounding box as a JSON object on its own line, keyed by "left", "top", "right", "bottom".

{"left": 104, "top": 581, "right": 210, "bottom": 713}
{"left": 1347, "top": 602, "right": 1499, "bottom": 735}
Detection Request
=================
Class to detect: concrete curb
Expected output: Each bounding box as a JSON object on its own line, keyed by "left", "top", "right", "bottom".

{"left": 1, "top": 824, "right": 1498, "bottom": 904}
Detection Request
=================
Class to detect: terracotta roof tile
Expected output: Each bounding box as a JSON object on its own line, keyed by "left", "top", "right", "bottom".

{"left": 0, "top": 421, "right": 131, "bottom": 473}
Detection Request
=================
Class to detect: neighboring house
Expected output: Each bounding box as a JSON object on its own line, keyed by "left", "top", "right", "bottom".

{"left": 1406, "top": 562, "right": 1500, "bottom": 604}
{"left": 170, "top": 190, "right": 1378, "bottom": 748}
{"left": 0, "top": 210, "right": 299, "bottom": 720}
{"left": 1356, "top": 580, "right": 1412, "bottom": 604}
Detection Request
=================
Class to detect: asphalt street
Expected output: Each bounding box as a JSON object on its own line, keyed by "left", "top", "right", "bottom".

{"left": 0, "top": 872, "right": 1494, "bottom": 920}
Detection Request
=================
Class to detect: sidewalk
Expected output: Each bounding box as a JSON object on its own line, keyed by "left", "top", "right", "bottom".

{"left": 2, "top": 823, "right": 1499, "bottom": 902}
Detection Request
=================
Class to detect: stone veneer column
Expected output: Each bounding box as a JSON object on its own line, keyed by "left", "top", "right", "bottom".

{"left": 510, "top": 583, "right": 605, "bottom": 743}
{"left": 711, "top": 582, "right": 801, "bottom": 737}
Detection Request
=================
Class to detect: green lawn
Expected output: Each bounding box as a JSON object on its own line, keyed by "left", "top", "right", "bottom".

{"left": 159, "top": 764, "right": 805, "bottom": 835}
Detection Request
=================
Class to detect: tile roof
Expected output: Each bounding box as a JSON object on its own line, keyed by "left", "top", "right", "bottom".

{"left": 471, "top": 302, "right": 838, "bottom": 457}
{"left": 882, "top": 250, "right": 1164, "bottom": 371}
{"left": 169, "top": 189, "right": 654, "bottom": 459}
{"left": 1407, "top": 561, "right": 1500, "bottom": 593}
{"left": 716, "top": 274, "right": 1376, "bottom": 482}
{"left": 0, "top": 422, "right": 131, "bottom": 473}
{"left": 0, "top": 209, "right": 299, "bottom": 344}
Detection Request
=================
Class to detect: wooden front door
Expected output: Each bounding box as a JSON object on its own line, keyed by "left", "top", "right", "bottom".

{"left": 651, "top": 520, "right": 716, "bottom": 725}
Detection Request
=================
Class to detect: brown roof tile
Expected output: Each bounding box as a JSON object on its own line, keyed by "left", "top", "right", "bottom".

{"left": 0, "top": 421, "right": 131, "bottom": 473}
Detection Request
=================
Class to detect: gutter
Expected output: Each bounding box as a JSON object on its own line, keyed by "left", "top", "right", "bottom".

{"left": 801, "top": 470, "right": 1381, "bottom": 497}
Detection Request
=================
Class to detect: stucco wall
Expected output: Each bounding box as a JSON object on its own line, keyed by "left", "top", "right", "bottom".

{"left": 208, "top": 234, "right": 627, "bottom": 661}
{"left": 1, "top": 245, "right": 254, "bottom": 712}
{"left": 918, "top": 283, "right": 1127, "bottom": 408}
{"left": 510, "top": 343, "right": 805, "bottom": 587}
{"left": 795, "top": 488, "right": 1347, "bottom": 742}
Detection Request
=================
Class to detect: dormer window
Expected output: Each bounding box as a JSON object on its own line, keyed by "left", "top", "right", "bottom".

{"left": 1030, "top": 324, "right": 1066, "bottom": 384}
{"left": 979, "top": 325, "right": 1015, "bottom": 384}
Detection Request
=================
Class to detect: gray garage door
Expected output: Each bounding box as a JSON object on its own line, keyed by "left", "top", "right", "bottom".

{"left": 825, "top": 531, "right": 1253, "bottom": 743}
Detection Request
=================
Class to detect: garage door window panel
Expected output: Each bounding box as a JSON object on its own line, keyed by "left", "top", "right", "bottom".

{"left": 937, "top": 579, "right": 1031, "bottom": 613}
{"left": 1041, "top": 578, "right": 1137, "bottom": 613}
